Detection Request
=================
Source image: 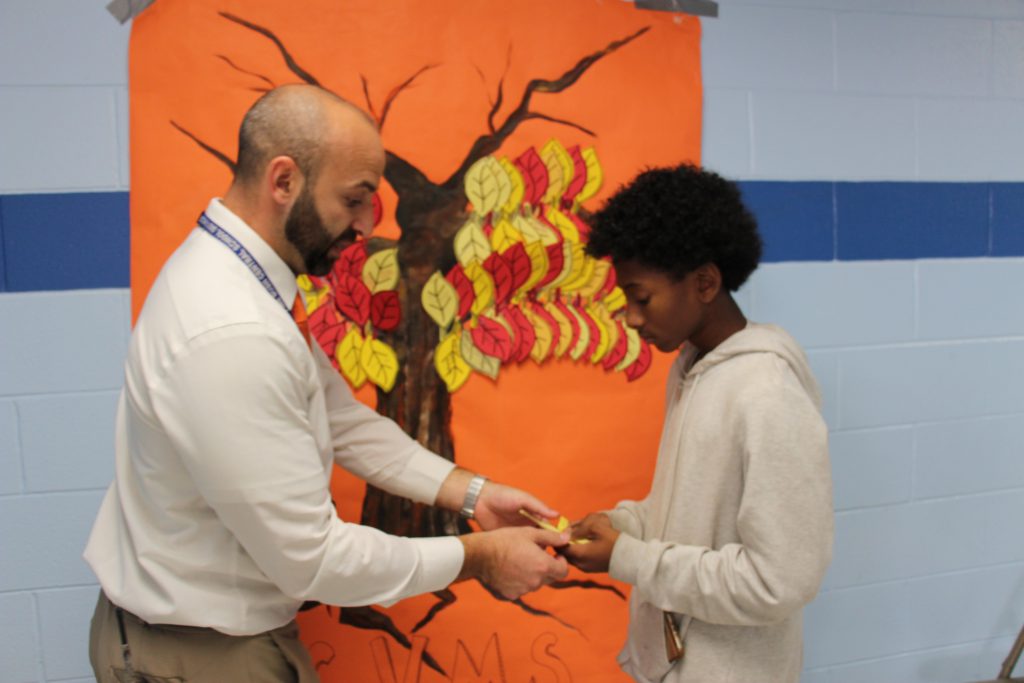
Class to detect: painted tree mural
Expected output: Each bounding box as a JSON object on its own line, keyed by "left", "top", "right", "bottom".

{"left": 166, "top": 7, "right": 680, "bottom": 677}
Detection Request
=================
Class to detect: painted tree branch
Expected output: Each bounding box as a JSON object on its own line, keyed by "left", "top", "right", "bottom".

{"left": 377, "top": 64, "right": 439, "bottom": 131}
{"left": 170, "top": 121, "right": 236, "bottom": 174}
{"left": 443, "top": 25, "right": 650, "bottom": 190}
{"left": 219, "top": 11, "right": 322, "bottom": 87}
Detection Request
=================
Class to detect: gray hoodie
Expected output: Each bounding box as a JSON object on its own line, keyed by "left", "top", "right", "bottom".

{"left": 607, "top": 322, "right": 834, "bottom": 683}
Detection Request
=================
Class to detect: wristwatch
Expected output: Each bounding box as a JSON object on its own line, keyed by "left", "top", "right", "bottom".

{"left": 460, "top": 475, "right": 487, "bottom": 519}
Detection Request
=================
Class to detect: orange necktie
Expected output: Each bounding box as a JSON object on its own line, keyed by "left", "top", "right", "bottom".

{"left": 292, "top": 292, "right": 311, "bottom": 348}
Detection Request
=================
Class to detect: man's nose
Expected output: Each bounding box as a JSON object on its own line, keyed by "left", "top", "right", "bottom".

{"left": 353, "top": 204, "right": 375, "bottom": 237}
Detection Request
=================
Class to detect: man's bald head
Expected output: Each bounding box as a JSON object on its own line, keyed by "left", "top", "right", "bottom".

{"left": 233, "top": 85, "right": 376, "bottom": 187}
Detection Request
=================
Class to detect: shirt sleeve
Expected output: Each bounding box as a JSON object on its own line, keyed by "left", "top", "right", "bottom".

{"left": 149, "top": 326, "right": 463, "bottom": 607}
{"left": 608, "top": 361, "right": 833, "bottom": 626}
{"left": 315, "top": 343, "right": 456, "bottom": 504}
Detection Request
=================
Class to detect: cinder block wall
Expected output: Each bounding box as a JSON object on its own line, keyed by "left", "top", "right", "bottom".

{"left": 1, "top": 2, "right": 1021, "bottom": 681}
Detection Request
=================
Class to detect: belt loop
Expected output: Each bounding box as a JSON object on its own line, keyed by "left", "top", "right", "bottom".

{"left": 114, "top": 606, "right": 136, "bottom": 678}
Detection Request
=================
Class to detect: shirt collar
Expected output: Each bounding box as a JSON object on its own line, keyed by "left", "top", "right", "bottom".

{"left": 202, "top": 198, "right": 299, "bottom": 309}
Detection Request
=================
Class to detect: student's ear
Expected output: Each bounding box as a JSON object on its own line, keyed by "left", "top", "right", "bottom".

{"left": 265, "top": 155, "right": 303, "bottom": 208}
{"left": 694, "top": 263, "right": 722, "bottom": 303}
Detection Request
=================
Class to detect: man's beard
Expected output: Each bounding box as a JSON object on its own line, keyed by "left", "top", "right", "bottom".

{"left": 284, "top": 187, "right": 347, "bottom": 276}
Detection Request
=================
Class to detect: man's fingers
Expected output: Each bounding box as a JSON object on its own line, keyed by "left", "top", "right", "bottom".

{"left": 530, "top": 528, "right": 570, "bottom": 548}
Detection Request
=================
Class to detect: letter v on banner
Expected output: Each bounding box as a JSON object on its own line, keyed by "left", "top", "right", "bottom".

{"left": 370, "top": 635, "right": 428, "bottom": 683}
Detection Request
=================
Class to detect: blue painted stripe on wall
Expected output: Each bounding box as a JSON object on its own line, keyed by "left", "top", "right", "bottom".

{"left": 1, "top": 192, "right": 129, "bottom": 292}
{"left": 0, "top": 183, "right": 1022, "bottom": 293}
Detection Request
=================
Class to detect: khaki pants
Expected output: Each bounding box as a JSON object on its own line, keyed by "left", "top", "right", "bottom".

{"left": 89, "top": 591, "right": 319, "bottom": 683}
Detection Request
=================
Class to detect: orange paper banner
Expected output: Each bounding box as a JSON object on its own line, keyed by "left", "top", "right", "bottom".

{"left": 130, "top": 2, "right": 701, "bottom": 681}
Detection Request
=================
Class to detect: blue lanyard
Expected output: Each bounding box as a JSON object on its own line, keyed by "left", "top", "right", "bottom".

{"left": 197, "top": 212, "right": 289, "bottom": 312}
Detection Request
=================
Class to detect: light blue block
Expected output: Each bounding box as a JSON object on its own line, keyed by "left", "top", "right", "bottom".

{"left": 0, "top": 399, "right": 22, "bottom": 494}
{"left": 702, "top": 4, "right": 834, "bottom": 91}
{"left": 0, "top": 592, "right": 41, "bottom": 683}
{"left": 918, "top": 100, "right": 1024, "bottom": 181}
{"left": 836, "top": 13, "right": 991, "bottom": 97}
{"left": 917, "top": 259, "right": 1024, "bottom": 340}
{"left": 803, "top": 634, "right": 1021, "bottom": 683}
{"left": 752, "top": 93, "right": 916, "bottom": 180}
{"left": 0, "top": 0, "right": 129, "bottom": 86}
{"left": 747, "top": 262, "right": 916, "bottom": 348}
{"left": 0, "top": 490, "right": 105, "bottom": 590}
{"left": 829, "top": 427, "right": 913, "bottom": 511}
{"left": 916, "top": 415, "right": 1024, "bottom": 498}
{"left": 838, "top": 340, "right": 1024, "bottom": 428}
{"left": 0, "top": 290, "right": 129, "bottom": 396}
{"left": 806, "top": 350, "right": 839, "bottom": 429}
{"left": 807, "top": 563, "right": 1024, "bottom": 667}
{"left": 826, "top": 492, "right": 1024, "bottom": 589}
{"left": 993, "top": 20, "right": 1024, "bottom": 98}
{"left": 0, "top": 87, "right": 121, "bottom": 193}
{"left": 18, "top": 391, "right": 118, "bottom": 492}
{"left": 38, "top": 586, "right": 99, "bottom": 680}
{"left": 702, "top": 88, "right": 751, "bottom": 179}
{"left": 116, "top": 87, "right": 130, "bottom": 189}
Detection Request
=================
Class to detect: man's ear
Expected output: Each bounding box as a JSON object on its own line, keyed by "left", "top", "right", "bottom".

{"left": 265, "top": 155, "right": 303, "bottom": 207}
{"left": 694, "top": 263, "right": 722, "bottom": 303}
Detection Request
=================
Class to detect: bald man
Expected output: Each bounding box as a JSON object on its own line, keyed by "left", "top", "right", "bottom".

{"left": 84, "top": 85, "right": 569, "bottom": 683}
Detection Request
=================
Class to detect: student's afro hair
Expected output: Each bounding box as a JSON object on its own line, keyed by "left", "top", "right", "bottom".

{"left": 586, "top": 164, "right": 762, "bottom": 291}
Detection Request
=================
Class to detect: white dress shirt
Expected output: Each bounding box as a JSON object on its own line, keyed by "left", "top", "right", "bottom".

{"left": 84, "top": 199, "right": 463, "bottom": 636}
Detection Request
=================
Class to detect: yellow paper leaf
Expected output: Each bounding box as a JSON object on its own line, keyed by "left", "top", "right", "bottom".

{"left": 454, "top": 218, "right": 492, "bottom": 268}
{"left": 335, "top": 327, "right": 367, "bottom": 389}
{"left": 499, "top": 157, "right": 525, "bottom": 214}
{"left": 543, "top": 241, "right": 576, "bottom": 291}
{"left": 587, "top": 304, "right": 612, "bottom": 363}
{"left": 362, "top": 248, "right": 400, "bottom": 293}
{"left": 560, "top": 249, "right": 595, "bottom": 293}
{"left": 545, "top": 205, "right": 580, "bottom": 244}
{"left": 523, "top": 307, "right": 553, "bottom": 364}
{"left": 422, "top": 270, "right": 458, "bottom": 328}
{"left": 490, "top": 218, "right": 523, "bottom": 253}
{"left": 566, "top": 305, "right": 591, "bottom": 361}
{"left": 359, "top": 336, "right": 399, "bottom": 392}
{"left": 615, "top": 325, "right": 642, "bottom": 372}
{"left": 577, "top": 259, "right": 611, "bottom": 301}
{"left": 464, "top": 156, "right": 506, "bottom": 215}
{"left": 545, "top": 302, "right": 574, "bottom": 358}
{"left": 575, "top": 147, "right": 604, "bottom": 206}
{"left": 540, "top": 139, "right": 572, "bottom": 206}
{"left": 603, "top": 287, "right": 627, "bottom": 313}
{"left": 297, "top": 274, "right": 314, "bottom": 292}
{"left": 464, "top": 261, "right": 495, "bottom": 315}
{"left": 513, "top": 214, "right": 560, "bottom": 247}
{"left": 434, "top": 329, "right": 471, "bottom": 392}
{"left": 460, "top": 328, "right": 500, "bottom": 380}
{"left": 518, "top": 240, "right": 549, "bottom": 295}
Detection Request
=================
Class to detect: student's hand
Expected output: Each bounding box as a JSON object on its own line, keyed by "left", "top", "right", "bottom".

{"left": 473, "top": 481, "right": 559, "bottom": 532}
{"left": 458, "top": 527, "right": 569, "bottom": 599}
{"left": 563, "top": 513, "right": 619, "bottom": 573}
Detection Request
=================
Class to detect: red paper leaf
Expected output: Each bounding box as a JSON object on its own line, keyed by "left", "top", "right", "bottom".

{"left": 484, "top": 252, "right": 513, "bottom": 308}
{"left": 370, "top": 290, "right": 401, "bottom": 332}
{"left": 504, "top": 305, "right": 536, "bottom": 363}
{"left": 530, "top": 301, "right": 561, "bottom": 354}
{"left": 502, "top": 242, "right": 531, "bottom": 292}
{"left": 333, "top": 242, "right": 367, "bottom": 278}
{"left": 334, "top": 272, "right": 371, "bottom": 325}
{"left": 515, "top": 147, "right": 549, "bottom": 206}
{"left": 597, "top": 261, "right": 618, "bottom": 301}
{"left": 602, "top": 320, "right": 629, "bottom": 371}
{"left": 562, "top": 145, "right": 588, "bottom": 205}
{"left": 470, "top": 315, "right": 513, "bottom": 361}
{"left": 577, "top": 305, "right": 602, "bottom": 359}
{"left": 552, "top": 299, "right": 581, "bottom": 350}
{"left": 446, "top": 264, "right": 475, "bottom": 319}
{"left": 315, "top": 321, "right": 348, "bottom": 365}
{"left": 567, "top": 210, "right": 591, "bottom": 241}
{"left": 625, "top": 340, "right": 653, "bottom": 382}
{"left": 371, "top": 193, "right": 383, "bottom": 228}
{"left": 537, "top": 243, "right": 565, "bottom": 289}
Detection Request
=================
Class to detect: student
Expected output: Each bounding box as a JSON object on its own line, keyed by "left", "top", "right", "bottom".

{"left": 565, "top": 164, "right": 833, "bottom": 683}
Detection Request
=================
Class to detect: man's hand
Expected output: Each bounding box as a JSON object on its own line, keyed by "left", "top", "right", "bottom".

{"left": 473, "top": 481, "right": 558, "bottom": 531}
{"left": 563, "top": 512, "right": 619, "bottom": 573}
{"left": 458, "top": 527, "right": 569, "bottom": 599}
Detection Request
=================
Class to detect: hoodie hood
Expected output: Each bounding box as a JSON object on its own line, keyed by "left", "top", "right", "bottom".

{"left": 673, "top": 322, "right": 822, "bottom": 408}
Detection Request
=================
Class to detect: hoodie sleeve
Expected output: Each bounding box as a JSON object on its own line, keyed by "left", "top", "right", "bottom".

{"left": 609, "top": 356, "right": 834, "bottom": 626}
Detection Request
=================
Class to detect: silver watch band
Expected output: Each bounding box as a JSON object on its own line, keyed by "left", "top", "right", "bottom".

{"left": 460, "top": 475, "right": 487, "bottom": 519}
